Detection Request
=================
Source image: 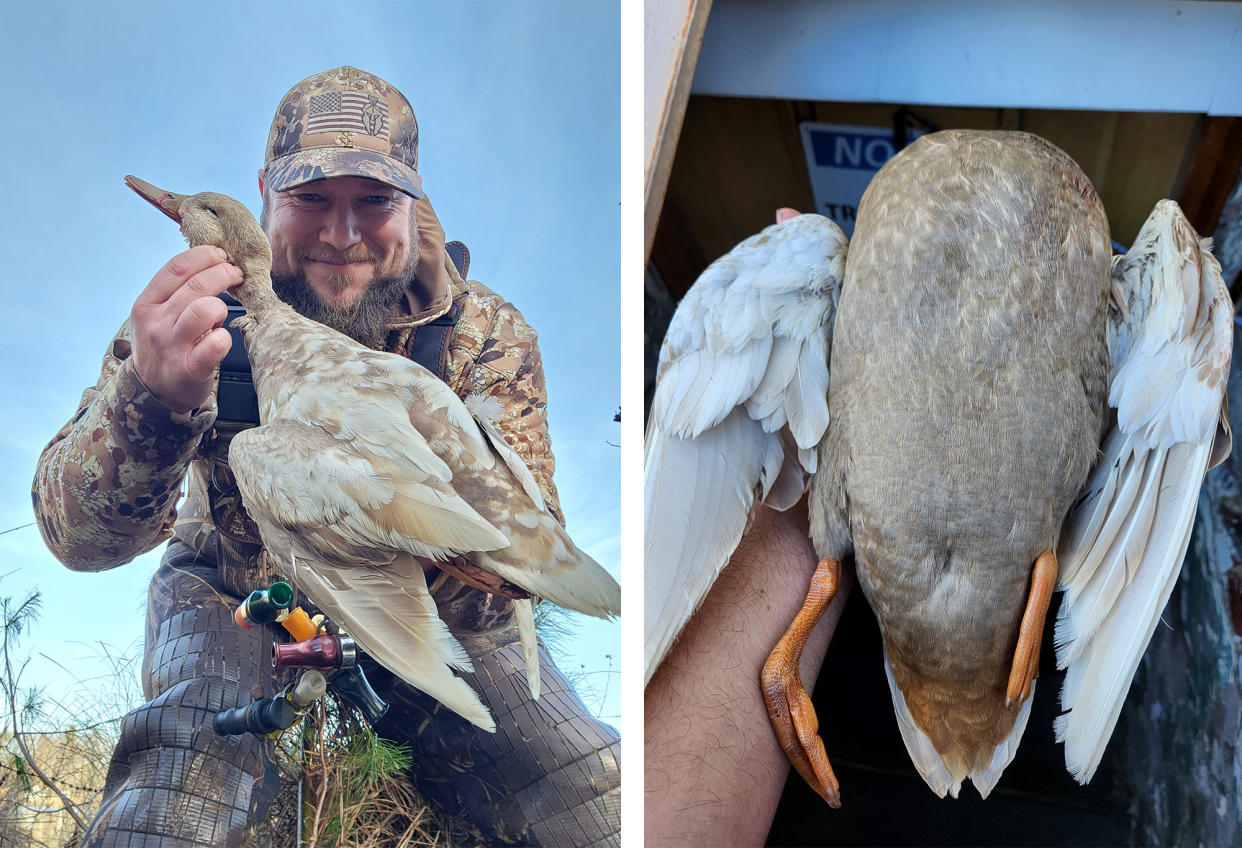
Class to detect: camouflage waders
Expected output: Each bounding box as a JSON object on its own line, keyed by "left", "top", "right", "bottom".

{"left": 81, "top": 540, "right": 620, "bottom": 847}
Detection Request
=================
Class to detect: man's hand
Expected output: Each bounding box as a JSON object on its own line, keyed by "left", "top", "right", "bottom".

{"left": 130, "top": 246, "right": 243, "bottom": 414}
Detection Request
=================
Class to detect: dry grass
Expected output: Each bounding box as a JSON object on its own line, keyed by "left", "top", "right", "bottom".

{"left": 0, "top": 699, "right": 450, "bottom": 848}
{"left": 0, "top": 725, "right": 115, "bottom": 847}
{"left": 0, "top": 590, "right": 137, "bottom": 848}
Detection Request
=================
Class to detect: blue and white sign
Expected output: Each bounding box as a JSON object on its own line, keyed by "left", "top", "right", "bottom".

{"left": 799, "top": 122, "right": 923, "bottom": 237}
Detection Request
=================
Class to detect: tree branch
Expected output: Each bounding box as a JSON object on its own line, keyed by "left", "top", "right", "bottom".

{"left": 2, "top": 596, "right": 88, "bottom": 832}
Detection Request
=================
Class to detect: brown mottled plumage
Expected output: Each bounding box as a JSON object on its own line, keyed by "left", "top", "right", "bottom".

{"left": 645, "top": 130, "right": 1231, "bottom": 801}
{"left": 126, "top": 176, "right": 620, "bottom": 732}
{"left": 813, "top": 132, "right": 1110, "bottom": 789}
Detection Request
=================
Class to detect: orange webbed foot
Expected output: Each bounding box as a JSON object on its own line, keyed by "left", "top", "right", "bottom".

{"left": 761, "top": 557, "right": 843, "bottom": 808}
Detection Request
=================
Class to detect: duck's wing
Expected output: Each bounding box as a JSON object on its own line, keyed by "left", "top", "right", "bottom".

{"left": 645, "top": 213, "right": 848, "bottom": 685}
{"left": 230, "top": 418, "right": 510, "bottom": 564}
{"left": 466, "top": 392, "right": 547, "bottom": 512}
{"left": 230, "top": 419, "right": 503, "bottom": 730}
{"left": 412, "top": 378, "right": 619, "bottom": 620}
{"left": 1053, "top": 200, "right": 1232, "bottom": 782}
{"left": 287, "top": 548, "right": 495, "bottom": 731}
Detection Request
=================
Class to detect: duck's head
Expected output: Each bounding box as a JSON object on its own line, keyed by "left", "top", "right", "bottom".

{"left": 126, "top": 176, "right": 274, "bottom": 302}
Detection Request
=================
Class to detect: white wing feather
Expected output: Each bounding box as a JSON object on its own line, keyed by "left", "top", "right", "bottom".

{"left": 1054, "top": 200, "right": 1232, "bottom": 782}
{"left": 288, "top": 550, "right": 495, "bottom": 731}
{"left": 230, "top": 420, "right": 500, "bottom": 730}
{"left": 467, "top": 392, "right": 546, "bottom": 512}
{"left": 513, "top": 597, "right": 541, "bottom": 700}
{"left": 644, "top": 214, "right": 847, "bottom": 685}
{"left": 230, "top": 419, "right": 509, "bottom": 560}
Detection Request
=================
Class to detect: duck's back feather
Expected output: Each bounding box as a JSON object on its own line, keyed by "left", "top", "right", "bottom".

{"left": 812, "top": 130, "right": 1112, "bottom": 792}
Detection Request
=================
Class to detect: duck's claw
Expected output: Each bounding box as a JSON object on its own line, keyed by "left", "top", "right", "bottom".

{"left": 761, "top": 557, "right": 843, "bottom": 808}
{"left": 1006, "top": 549, "right": 1058, "bottom": 706}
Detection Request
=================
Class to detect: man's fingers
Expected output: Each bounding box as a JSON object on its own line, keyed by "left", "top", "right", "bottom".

{"left": 160, "top": 259, "right": 243, "bottom": 318}
{"left": 169, "top": 295, "right": 229, "bottom": 351}
{"left": 185, "top": 327, "right": 233, "bottom": 382}
{"left": 137, "top": 245, "right": 232, "bottom": 307}
{"left": 172, "top": 297, "right": 231, "bottom": 382}
{"left": 130, "top": 247, "right": 243, "bottom": 413}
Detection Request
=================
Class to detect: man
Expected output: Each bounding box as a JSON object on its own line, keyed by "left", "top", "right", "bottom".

{"left": 33, "top": 66, "right": 619, "bottom": 848}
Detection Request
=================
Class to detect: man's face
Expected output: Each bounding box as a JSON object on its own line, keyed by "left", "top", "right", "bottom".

{"left": 263, "top": 175, "right": 415, "bottom": 307}
{"left": 259, "top": 174, "right": 418, "bottom": 346}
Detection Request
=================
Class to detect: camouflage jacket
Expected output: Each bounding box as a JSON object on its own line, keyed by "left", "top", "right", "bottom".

{"left": 32, "top": 196, "right": 561, "bottom": 633}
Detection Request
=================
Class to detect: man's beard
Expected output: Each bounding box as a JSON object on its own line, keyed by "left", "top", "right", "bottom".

{"left": 271, "top": 262, "right": 413, "bottom": 350}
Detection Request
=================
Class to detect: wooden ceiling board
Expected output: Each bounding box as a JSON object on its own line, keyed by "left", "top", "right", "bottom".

{"left": 651, "top": 95, "right": 1212, "bottom": 300}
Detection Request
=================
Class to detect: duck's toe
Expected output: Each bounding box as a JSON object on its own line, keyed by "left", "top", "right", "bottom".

{"left": 760, "top": 556, "right": 843, "bottom": 808}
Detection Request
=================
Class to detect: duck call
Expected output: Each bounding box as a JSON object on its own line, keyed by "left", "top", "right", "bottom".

{"left": 213, "top": 696, "right": 298, "bottom": 737}
{"left": 280, "top": 606, "right": 319, "bottom": 641}
{"left": 273, "top": 633, "right": 357, "bottom": 671}
{"left": 234, "top": 581, "right": 294, "bottom": 628}
{"left": 288, "top": 670, "right": 328, "bottom": 708}
{"left": 329, "top": 665, "right": 389, "bottom": 726}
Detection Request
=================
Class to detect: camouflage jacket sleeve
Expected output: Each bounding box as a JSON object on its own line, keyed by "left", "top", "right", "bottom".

{"left": 32, "top": 321, "right": 217, "bottom": 571}
{"left": 445, "top": 280, "right": 565, "bottom": 526}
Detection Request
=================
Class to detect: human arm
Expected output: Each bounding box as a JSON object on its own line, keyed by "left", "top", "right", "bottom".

{"left": 32, "top": 247, "right": 241, "bottom": 570}
{"left": 451, "top": 285, "right": 565, "bottom": 524}
{"left": 644, "top": 500, "right": 851, "bottom": 847}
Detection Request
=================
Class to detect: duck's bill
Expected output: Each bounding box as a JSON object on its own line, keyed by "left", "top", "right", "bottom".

{"left": 124, "top": 175, "right": 189, "bottom": 223}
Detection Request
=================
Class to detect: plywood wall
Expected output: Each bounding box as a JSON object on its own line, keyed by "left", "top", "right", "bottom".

{"left": 650, "top": 96, "right": 1211, "bottom": 300}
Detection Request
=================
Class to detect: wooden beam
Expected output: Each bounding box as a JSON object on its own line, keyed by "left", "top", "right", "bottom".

{"left": 1176, "top": 116, "right": 1242, "bottom": 238}
{"left": 644, "top": 0, "right": 713, "bottom": 265}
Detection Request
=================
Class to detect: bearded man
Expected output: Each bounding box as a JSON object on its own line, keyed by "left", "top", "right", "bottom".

{"left": 32, "top": 66, "right": 619, "bottom": 848}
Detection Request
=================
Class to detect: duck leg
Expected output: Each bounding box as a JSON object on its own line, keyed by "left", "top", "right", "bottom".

{"left": 1005, "top": 549, "right": 1058, "bottom": 706}
{"left": 760, "top": 557, "right": 843, "bottom": 808}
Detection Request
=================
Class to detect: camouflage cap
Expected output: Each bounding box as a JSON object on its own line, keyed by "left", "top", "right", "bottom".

{"left": 264, "top": 66, "right": 423, "bottom": 199}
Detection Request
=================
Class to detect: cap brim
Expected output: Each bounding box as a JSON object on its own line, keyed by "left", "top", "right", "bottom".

{"left": 265, "top": 149, "right": 423, "bottom": 199}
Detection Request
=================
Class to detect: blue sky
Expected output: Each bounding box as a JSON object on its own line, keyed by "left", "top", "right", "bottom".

{"left": 0, "top": 0, "right": 620, "bottom": 724}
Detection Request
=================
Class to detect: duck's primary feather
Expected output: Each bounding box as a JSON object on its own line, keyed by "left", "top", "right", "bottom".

{"left": 1053, "top": 200, "right": 1232, "bottom": 782}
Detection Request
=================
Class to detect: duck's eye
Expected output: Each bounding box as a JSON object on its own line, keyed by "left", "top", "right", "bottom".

{"left": 205, "top": 206, "right": 219, "bottom": 217}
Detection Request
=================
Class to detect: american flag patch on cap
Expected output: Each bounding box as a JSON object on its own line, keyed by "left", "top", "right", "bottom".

{"left": 307, "top": 91, "right": 390, "bottom": 139}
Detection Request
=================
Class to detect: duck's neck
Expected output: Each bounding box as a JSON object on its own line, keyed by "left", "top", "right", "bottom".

{"left": 231, "top": 260, "right": 282, "bottom": 315}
